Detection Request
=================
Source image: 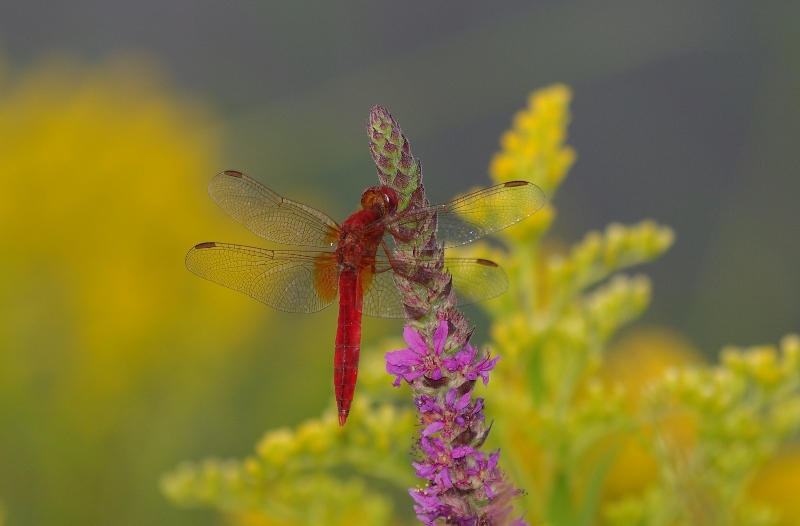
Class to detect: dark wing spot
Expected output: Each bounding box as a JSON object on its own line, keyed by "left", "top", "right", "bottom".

{"left": 476, "top": 259, "right": 498, "bottom": 267}
{"left": 222, "top": 170, "right": 243, "bottom": 178}
{"left": 503, "top": 180, "right": 528, "bottom": 187}
{"left": 194, "top": 242, "right": 217, "bottom": 249}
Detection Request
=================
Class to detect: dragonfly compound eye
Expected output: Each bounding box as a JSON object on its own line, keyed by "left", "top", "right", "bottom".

{"left": 361, "top": 186, "right": 391, "bottom": 214}
{"left": 379, "top": 186, "right": 399, "bottom": 215}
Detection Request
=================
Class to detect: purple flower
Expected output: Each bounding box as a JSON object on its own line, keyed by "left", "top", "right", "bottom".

{"left": 443, "top": 342, "right": 500, "bottom": 386}
{"left": 416, "top": 389, "right": 483, "bottom": 439}
{"left": 413, "top": 437, "right": 477, "bottom": 489}
{"left": 385, "top": 320, "right": 448, "bottom": 386}
{"left": 410, "top": 485, "right": 449, "bottom": 525}
{"left": 469, "top": 450, "right": 502, "bottom": 498}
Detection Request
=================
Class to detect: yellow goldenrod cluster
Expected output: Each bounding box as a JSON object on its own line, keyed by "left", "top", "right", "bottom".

{"left": 490, "top": 84, "right": 575, "bottom": 193}
{"left": 161, "top": 395, "right": 416, "bottom": 526}
{"left": 488, "top": 85, "right": 574, "bottom": 245}
{"left": 455, "top": 87, "right": 675, "bottom": 526}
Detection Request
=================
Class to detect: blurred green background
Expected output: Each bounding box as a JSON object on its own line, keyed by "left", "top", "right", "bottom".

{"left": 0, "top": 1, "right": 798, "bottom": 525}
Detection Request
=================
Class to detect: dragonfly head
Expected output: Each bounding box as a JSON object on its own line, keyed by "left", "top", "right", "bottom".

{"left": 361, "top": 185, "right": 398, "bottom": 216}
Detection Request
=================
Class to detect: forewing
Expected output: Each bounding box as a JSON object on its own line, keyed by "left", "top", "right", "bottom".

{"left": 208, "top": 170, "right": 339, "bottom": 247}
{"left": 392, "top": 181, "right": 545, "bottom": 248}
{"left": 186, "top": 242, "right": 338, "bottom": 313}
{"left": 359, "top": 256, "right": 508, "bottom": 319}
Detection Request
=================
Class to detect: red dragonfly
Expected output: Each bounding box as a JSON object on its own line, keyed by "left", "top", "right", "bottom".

{"left": 186, "top": 171, "right": 544, "bottom": 425}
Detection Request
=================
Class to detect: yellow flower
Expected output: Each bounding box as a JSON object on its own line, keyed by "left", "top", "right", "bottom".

{"left": 489, "top": 83, "right": 575, "bottom": 194}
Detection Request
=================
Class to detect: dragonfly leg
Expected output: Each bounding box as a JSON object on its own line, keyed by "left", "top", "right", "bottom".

{"left": 379, "top": 241, "right": 436, "bottom": 287}
{"left": 387, "top": 227, "right": 415, "bottom": 243}
{"left": 383, "top": 205, "right": 423, "bottom": 243}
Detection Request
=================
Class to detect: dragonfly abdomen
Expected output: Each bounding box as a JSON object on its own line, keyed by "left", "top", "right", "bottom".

{"left": 334, "top": 268, "right": 363, "bottom": 426}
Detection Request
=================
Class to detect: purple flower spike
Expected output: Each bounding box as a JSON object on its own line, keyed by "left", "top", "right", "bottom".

{"left": 374, "top": 106, "right": 527, "bottom": 525}
{"left": 387, "top": 322, "right": 527, "bottom": 525}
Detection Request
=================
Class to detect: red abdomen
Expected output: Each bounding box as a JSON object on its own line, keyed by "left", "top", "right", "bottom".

{"left": 334, "top": 268, "right": 363, "bottom": 426}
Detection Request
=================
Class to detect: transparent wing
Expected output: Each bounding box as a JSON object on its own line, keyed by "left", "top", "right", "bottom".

{"left": 208, "top": 170, "right": 340, "bottom": 247}
{"left": 185, "top": 242, "right": 339, "bottom": 313}
{"left": 390, "top": 181, "right": 545, "bottom": 248}
{"left": 360, "top": 264, "right": 406, "bottom": 319}
{"left": 360, "top": 257, "right": 509, "bottom": 319}
{"left": 446, "top": 258, "right": 509, "bottom": 305}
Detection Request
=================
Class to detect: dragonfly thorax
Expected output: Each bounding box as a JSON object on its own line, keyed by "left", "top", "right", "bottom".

{"left": 336, "top": 209, "right": 385, "bottom": 270}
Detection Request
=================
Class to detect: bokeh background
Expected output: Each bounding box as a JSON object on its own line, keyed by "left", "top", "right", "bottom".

{"left": 0, "top": 1, "right": 798, "bottom": 525}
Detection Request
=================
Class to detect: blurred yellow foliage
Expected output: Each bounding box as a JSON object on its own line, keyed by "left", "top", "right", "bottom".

{"left": 748, "top": 447, "right": 800, "bottom": 526}
{"left": 600, "top": 327, "right": 701, "bottom": 412}
{"left": 0, "top": 52, "right": 260, "bottom": 424}
{"left": 227, "top": 511, "right": 299, "bottom": 526}
{"left": 598, "top": 328, "right": 701, "bottom": 500}
{"left": 0, "top": 53, "right": 260, "bottom": 523}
